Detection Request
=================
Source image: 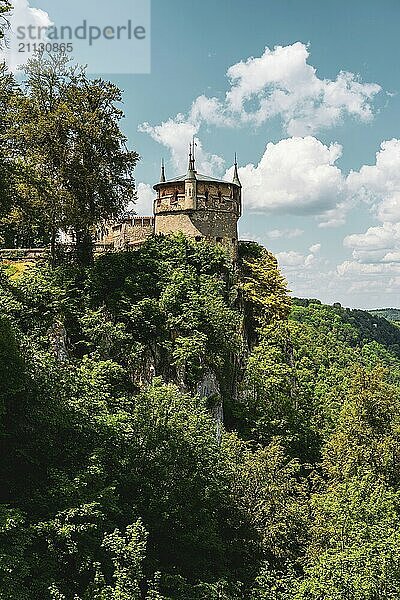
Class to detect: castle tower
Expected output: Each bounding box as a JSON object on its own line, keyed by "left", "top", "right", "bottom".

{"left": 153, "top": 147, "right": 242, "bottom": 258}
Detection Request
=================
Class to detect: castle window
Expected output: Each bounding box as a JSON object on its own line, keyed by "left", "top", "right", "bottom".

{"left": 171, "top": 190, "right": 178, "bottom": 204}
{"left": 204, "top": 190, "right": 209, "bottom": 202}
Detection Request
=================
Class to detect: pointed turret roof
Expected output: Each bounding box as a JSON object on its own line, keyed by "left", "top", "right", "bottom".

{"left": 160, "top": 158, "right": 166, "bottom": 182}
{"left": 186, "top": 142, "right": 197, "bottom": 180}
{"left": 232, "top": 153, "right": 241, "bottom": 187}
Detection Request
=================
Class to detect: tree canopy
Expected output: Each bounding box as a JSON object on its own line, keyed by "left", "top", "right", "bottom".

{"left": 0, "top": 52, "right": 138, "bottom": 264}
{"left": 1, "top": 237, "right": 400, "bottom": 599}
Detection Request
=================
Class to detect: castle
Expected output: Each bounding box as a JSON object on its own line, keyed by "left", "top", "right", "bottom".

{"left": 98, "top": 145, "right": 242, "bottom": 258}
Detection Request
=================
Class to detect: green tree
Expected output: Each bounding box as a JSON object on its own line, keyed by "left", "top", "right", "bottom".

{"left": 0, "top": 62, "right": 17, "bottom": 237}
{"left": 295, "top": 368, "right": 400, "bottom": 599}
{"left": 0, "top": 1, "right": 11, "bottom": 44}
{"left": 8, "top": 52, "right": 138, "bottom": 262}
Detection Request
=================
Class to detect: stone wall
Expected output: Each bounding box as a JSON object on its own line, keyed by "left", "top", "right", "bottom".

{"left": 98, "top": 216, "right": 154, "bottom": 248}
{"left": 155, "top": 209, "right": 238, "bottom": 257}
{"left": 154, "top": 181, "right": 240, "bottom": 216}
{"left": 0, "top": 248, "right": 47, "bottom": 261}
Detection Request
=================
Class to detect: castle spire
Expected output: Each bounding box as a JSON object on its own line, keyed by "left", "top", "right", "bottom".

{"left": 186, "top": 142, "right": 196, "bottom": 180}
{"left": 160, "top": 158, "right": 166, "bottom": 182}
{"left": 232, "top": 153, "right": 241, "bottom": 187}
{"left": 192, "top": 136, "right": 196, "bottom": 166}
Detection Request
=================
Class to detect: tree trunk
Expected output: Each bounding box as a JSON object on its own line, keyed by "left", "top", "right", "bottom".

{"left": 75, "top": 228, "right": 94, "bottom": 266}
{"left": 50, "top": 226, "right": 56, "bottom": 267}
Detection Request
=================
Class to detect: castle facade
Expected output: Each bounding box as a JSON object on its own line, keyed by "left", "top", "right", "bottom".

{"left": 98, "top": 146, "right": 242, "bottom": 258}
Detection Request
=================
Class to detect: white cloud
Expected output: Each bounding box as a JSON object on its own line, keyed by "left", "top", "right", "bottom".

{"left": 138, "top": 120, "right": 225, "bottom": 176}
{"left": 337, "top": 260, "right": 400, "bottom": 276}
{"left": 232, "top": 136, "right": 400, "bottom": 228}
{"left": 227, "top": 136, "right": 346, "bottom": 221}
{"left": 141, "top": 42, "right": 380, "bottom": 142}
{"left": 340, "top": 143, "right": 400, "bottom": 293}
{"left": 189, "top": 95, "right": 233, "bottom": 127}
{"left": 266, "top": 228, "right": 304, "bottom": 239}
{"left": 276, "top": 246, "right": 331, "bottom": 300}
{"left": 276, "top": 245, "right": 322, "bottom": 269}
{"left": 347, "top": 139, "right": 400, "bottom": 223}
{"left": 133, "top": 182, "right": 154, "bottom": 216}
{"left": 139, "top": 42, "right": 381, "bottom": 178}
{"left": 2, "top": 0, "right": 53, "bottom": 72}
{"left": 225, "top": 43, "right": 380, "bottom": 135}
{"left": 276, "top": 250, "right": 307, "bottom": 267}
{"left": 135, "top": 127, "right": 400, "bottom": 305}
{"left": 344, "top": 223, "right": 400, "bottom": 253}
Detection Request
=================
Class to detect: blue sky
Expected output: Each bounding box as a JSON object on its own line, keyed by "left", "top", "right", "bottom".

{"left": 5, "top": 0, "right": 400, "bottom": 308}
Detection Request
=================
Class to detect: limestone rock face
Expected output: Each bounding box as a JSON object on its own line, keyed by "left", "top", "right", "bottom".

{"left": 197, "top": 370, "right": 224, "bottom": 443}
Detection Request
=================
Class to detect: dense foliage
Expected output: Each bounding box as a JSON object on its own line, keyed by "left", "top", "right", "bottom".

{"left": 0, "top": 1, "right": 11, "bottom": 44}
{"left": 1, "top": 27, "right": 400, "bottom": 599}
{"left": 0, "top": 52, "right": 138, "bottom": 264}
{"left": 1, "top": 236, "right": 400, "bottom": 599}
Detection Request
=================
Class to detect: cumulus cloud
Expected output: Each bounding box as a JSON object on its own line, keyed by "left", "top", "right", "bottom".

{"left": 139, "top": 43, "right": 381, "bottom": 178}
{"left": 340, "top": 221, "right": 400, "bottom": 287}
{"left": 345, "top": 223, "right": 400, "bottom": 253}
{"left": 347, "top": 139, "right": 400, "bottom": 223}
{"left": 339, "top": 142, "right": 400, "bottom": 293}
{"left": 133, "top": 182, "right": 154, "bottom": 216}
{"left": 139, "top": 42, "right": 381, "bottom": 160}
{"left": 231, "top": 136, "right": 400, "bottom": 229}
{"left": 267, "top": 136, "right": 400, "bottom": 305}
{"left": 276, "top": 250, "right": 309, "bottom": 267}
{"left": 276, "top": 245, "right": 322, "bottom": 269}
{"left": 138, "top": 120, "right": 225, "bottom": 176}
{"left": 225, "top": 42, "right": 381, "bottom": 135}
{"left": 227, "top": 136, "right": 347, "bottom": 222}
{"left": 274, "top": 246, "right": 329, "bottom": 301}
{"left": 337, "top": 261, "right": 400, "bottom": 276}
{"left": 2, "top": 0, "right": 53, "bottom": 72}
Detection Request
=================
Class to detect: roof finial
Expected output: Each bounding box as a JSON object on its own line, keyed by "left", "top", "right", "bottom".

{"left": 233, "top": 152, "right": 241, "bottom": 187}
{"left": 160, "top": 158, "right": 166, "bottom": 182}
{"left": 186, "top": 142, "right": 197, "bottom": 180}
{"left": 188, "top": 142, "right": 195, "bottom": 172}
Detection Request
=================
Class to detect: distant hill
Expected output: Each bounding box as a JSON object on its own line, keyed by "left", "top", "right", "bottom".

{"left": 292, "top": 298, "right": 400, "bottom": 359}
{"left": 368, "top": 308, "right": 400, "bottom": 323}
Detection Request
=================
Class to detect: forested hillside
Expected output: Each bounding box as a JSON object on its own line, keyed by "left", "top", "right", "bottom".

{"left": 2, "top": 235, "right": 400, "bottom": 600}
{"left": 1, "top": 25, "right": 400, "bottom": 599}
